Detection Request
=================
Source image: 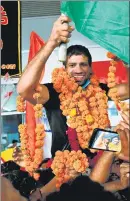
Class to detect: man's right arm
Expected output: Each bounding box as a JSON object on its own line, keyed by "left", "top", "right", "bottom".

{"left": 17, "top": 41, "right": 55, "bottom": 105}
{"left": 17, "top": 15, "right": 74, "bottom": 105}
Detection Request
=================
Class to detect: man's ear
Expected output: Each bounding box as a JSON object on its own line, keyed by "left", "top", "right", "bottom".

{"left": 89, "top": 67, "right": 93, "bottom": 76}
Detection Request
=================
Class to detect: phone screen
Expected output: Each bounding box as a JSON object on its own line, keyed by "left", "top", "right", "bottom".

{"left": 89, "top": 128, "right": 121, "bottom": 152}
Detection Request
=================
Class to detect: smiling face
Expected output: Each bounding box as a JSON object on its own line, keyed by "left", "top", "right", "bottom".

{"left": 112, "top": 137, "right": 119, "bottom": 145}
{"left": 66, "top": 54, "right": 92, "bottom": 86}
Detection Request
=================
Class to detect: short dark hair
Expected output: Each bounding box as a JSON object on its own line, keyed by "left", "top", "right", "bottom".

{"left": 12, "top": 139, "right": 18, "bottom": 144}
{"left": 64, "top": 45, "right": 92, "bottom": 67}
{"left": 46, "top": 175, "right": 119, "bottom": 201}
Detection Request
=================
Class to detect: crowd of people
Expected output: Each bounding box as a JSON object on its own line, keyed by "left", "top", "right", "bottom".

{"left": 1, "top": 15, "right": 129, "bottom": 201}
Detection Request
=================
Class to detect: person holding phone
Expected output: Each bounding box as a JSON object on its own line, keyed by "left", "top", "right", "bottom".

{"left": 89, "top": 111, "right": 129, "bottom": 200}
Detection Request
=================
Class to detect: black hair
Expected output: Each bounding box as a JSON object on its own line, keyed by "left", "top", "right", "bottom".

{"left": 46, "top": 175, "right": 119, "bottom": 201}
{"left": 1, "top": 161, "right": 38, "bottom": 199}
{"left": 12, "top": 139, "right": 18, "bottom": 144}
{"left": 64, "top": 45, "right": 92, "bottom": 67}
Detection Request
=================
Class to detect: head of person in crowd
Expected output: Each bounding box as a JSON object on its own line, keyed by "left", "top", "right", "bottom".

{"left": 111, "top": 136, "right": 120, "bottom": 145}
{"left": 12, "top": 140, "right": 18, "bottom": 147}
{"left": 46, "top": 175, "right": 119, "bottom": 201}
{"left": 63, "top": 45, "right": 93, "bottom": 86}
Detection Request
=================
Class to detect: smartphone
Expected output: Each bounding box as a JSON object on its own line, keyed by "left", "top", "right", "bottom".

{"left": 89, "top": 128, "right": 121, "bottom": 152}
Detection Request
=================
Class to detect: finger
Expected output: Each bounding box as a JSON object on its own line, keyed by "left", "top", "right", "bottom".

{"left": 60, "top": 36, "right": 70, "bottom": 43}
{"left": 68, "top": 25, "right": 75, "bottom": 32}
{"left": 117, "top": 129, "right": 127, "bottom": 150}
{"left": 58, "top": 15, "right": 72, "bottom": 23}
{"left": 61, "top": 23, "right": 69, "bottom": 31}
{"left": 118, "top": 153, "right": 129, "bottom": 162}
{"left": 121, "top": 112, "right": 129, "bottom": 123}
{"left": 120, "top": 121, "right": 129, "bottom": 130}
{"left": 61, "top": 24, "right": 74, "bottom": 32}
{"left": 60, "top": 30, "right": 71, "bottom": 38}
{"left": 114, "top": 124, "right": 124, "bottom": 132}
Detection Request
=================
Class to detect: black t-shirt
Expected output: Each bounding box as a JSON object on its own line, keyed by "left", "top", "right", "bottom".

{"left": 44, "top": 83, "right": 109, "bottom": 157}
{"left": 44, "top": 83, "right": 68, "bottom": 157}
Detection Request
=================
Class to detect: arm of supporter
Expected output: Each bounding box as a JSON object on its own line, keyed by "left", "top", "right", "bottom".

{"left": 90, "top": 151, "right": 115, "bottom": 184}
{"left": 17, "top": 15, "right": 74, "bottom": 105}
{"left": 1, "top": 177, "right": 27, "bottom": 201}
{"left": 29, "top": 169, "right": 80, "bottom": 201}
{"left": 103, "top": 162, "right": 130, "bottom": 192}
{"left": 40, "top": 177, "right": 57, "bottom": 197}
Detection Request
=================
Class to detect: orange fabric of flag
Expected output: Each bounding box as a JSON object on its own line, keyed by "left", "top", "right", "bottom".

{"left": 26, "top": 31, "right": 45, "bottom": 158}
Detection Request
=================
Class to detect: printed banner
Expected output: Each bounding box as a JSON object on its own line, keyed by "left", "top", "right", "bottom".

{"left": 1, "top": 1, "right": 21, "bottom": 76}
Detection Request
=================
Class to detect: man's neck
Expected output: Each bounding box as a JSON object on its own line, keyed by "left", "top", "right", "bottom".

{"left": 81, "top": 79, "right": 90, "bottom": 89}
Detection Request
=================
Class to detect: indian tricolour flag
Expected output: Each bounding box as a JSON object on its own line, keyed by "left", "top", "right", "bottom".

{"left": 61, "top": 1, "right": 129, "bottom": 65}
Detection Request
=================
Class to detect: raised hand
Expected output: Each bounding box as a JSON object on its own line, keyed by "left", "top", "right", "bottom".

{"left": 48, "top": 15, "right": 74, "bottom": 48}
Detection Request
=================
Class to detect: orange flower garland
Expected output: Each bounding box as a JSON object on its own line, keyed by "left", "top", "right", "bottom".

{"left": 107, "top": 52, "right": 129, "bottom": 112}
{"left": 51, "top": 150, "right": 89, "bottom": 189}
{"left": 107, "top": 52, "right": 117, "bottom": 60}
{"left": 52, "top": 68, "right": 110, "bottom": 149}
{"left": 16, "top": 95, "right": 26, "bottom": 112}
{"left": 17, "top": 93, "right": 45, "bottom": 180}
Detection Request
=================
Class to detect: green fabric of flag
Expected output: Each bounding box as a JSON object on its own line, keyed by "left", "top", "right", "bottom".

{"left": 61, "top": 1, "right": 129, "bottom": 64}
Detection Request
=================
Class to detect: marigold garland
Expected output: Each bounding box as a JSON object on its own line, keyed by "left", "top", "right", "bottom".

{"left": 17, "top": 92, "right": 45, "bottom": 180}
{"left": 51, "top": 150, "right": 89, "bottom": 189}
{"left": 107, "top": 52, "right": 129, "bottom": 112}
{"left": 52, "top": 68, "right": 110, "bottom": 149}
{"left": 16, "top": 96, "right": 26, "bottom": 112}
